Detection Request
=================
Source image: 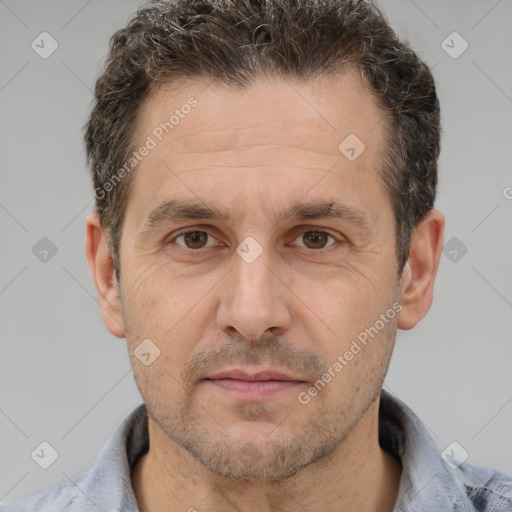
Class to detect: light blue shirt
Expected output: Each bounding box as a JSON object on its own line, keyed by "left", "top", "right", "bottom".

{"left": 2, "top": 391, "right": 511, "bottom": 511}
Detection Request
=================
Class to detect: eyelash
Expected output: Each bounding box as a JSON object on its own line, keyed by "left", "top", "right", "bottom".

{"left": 167, "top": 228, "right": 341, "bottom": 251}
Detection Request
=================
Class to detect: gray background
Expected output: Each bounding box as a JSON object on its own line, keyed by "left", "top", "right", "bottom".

{"left": 1, "top": 0, "right": 511, "bottom": 502}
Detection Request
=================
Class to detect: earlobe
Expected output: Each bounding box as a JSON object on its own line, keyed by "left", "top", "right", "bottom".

{"left": 397, "top": 209, "right": 445, "bottom": 330}
{"left": 85, "top": 212, "right": 126, "bottom": 338}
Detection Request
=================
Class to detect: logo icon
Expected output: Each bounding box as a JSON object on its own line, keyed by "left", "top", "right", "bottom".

{"left": 31, "top": 441, "right": 59, "bottom": 469}
{"left": 443, "top": 236, "right": 468, "bottom": 263}
{"left": 31, "top": 32, "right": 59, "bottom": 59}
{"left": 338, "top": 134, "right": 366, "bottom": 162}
{"left": 32, "top": 237, "right": 58, "bottom": 263}
{"left": 441, "top": 32, "right": 468, "bottom": 59}
{"left": 134, "top": 338, "right": 161, "bottom": 366}
{"left": 442, "top": 441, "right": 469, "bottom": 469}
{"left": 236, "top": 236, "right": 263, "bottom": 264}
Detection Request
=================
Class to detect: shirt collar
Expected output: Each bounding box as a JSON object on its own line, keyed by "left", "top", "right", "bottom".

{"left": 85, "top": 390, "right": 467, "bottom": 511}
{"left": 379, "top": 389, "right": 466, "bottom": 511}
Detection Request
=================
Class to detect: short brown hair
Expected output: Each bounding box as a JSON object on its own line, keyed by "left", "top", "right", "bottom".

{"left": 84, "top": 0, "right": 440, "bottom": 278}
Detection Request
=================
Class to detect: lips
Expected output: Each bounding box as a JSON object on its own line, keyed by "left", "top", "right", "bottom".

{"left": 206, "top": 368, "right": 302, "bottom": 381}
{"left": 204, "top": 368, "right": 305, "bottom": 399}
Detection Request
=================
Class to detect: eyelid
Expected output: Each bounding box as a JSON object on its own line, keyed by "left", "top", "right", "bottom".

{"left": 289, "top": 227, "right": 341, "bottom": 248}
{"left": 165, "top": 225, "right": 344, "bottom": 250}
{"left": 167, "top": 227, "right": 222, "bottom": 248}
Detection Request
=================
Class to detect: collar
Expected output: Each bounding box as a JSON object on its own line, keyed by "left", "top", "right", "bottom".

{"left": 35, "top": 390, "right": 474, "bottom": 511}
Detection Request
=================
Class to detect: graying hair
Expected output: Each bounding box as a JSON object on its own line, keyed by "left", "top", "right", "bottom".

{"left": 84, "top": 0, "right": 440, "bottom": 278}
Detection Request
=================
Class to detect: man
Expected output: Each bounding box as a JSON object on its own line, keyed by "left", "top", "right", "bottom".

{"left": 3, "top": 0, "right": 511, "bottom": 511}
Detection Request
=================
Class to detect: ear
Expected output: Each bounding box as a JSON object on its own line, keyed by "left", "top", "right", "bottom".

{"left": 85, "top": 212, "right": 126, "bottom": 338}
{"left": 397, "top": 209, "right": 445, "bottom": 330}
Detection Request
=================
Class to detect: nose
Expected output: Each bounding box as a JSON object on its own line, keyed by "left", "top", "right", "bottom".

{"left": 216, "top": 243, "right": 292, "bottom": 341}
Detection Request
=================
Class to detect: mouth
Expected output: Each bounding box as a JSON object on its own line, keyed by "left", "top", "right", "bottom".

{"left": 203, "top": 368, "right": 306, "bottom": 399}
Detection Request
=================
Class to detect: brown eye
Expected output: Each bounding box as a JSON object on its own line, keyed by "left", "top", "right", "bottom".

{"left": 296, "top": 230, "right": 335, "bottom": 249}
{"left": 175, "top": 231, "right": 212, "bottom": 249}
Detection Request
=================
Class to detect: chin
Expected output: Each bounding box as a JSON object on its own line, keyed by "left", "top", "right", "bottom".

{"left": 177, "top": 424, "right": 339, "bottom": 482}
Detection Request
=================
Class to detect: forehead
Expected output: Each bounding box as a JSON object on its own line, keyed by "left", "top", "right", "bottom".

{"left": 126, "top": 71, "right": 389, "bottom": 228}
{"left": 134, "top": 71, "right": 384, "bottom": 158}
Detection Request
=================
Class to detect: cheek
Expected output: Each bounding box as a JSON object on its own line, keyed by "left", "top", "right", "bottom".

{"left": 121, "top": 260, "right": 216, "bottom": 363}
{"left": 290, "top": 268, "right": 399, "bottom": 395}
{"left": 294, "top": 263, "right": 395, "bottom": 337}
{"left": 123, "top": 259, "right": 189, "bottom": 322}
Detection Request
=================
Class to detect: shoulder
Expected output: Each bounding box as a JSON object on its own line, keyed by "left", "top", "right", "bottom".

{"left": 0, "top": 471, "right": 91, "bottom": 512}
{"left": 457, "top": 462, "right": 512, "bottom": 511}
{"left": 1, "top": 404, "right": 147, "bottom": 512}
{"left": 379, "top": 390, "right": 512, "bottom": 512}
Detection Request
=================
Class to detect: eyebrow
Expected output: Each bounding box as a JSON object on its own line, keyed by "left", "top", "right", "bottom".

{"left": 143, "top": 199, "right": 373, "bottom": 235}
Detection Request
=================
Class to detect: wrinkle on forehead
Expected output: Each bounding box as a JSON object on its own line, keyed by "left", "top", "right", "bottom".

{"left": 133, "top": 70, "right": 385, "bottom": 160}
{"left": 124, "top": 71, "right": 390, "bottom": 242}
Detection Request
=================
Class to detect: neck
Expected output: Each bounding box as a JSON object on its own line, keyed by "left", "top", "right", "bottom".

{"left": 132, "top": 398, "right": 402, "bottom": 512}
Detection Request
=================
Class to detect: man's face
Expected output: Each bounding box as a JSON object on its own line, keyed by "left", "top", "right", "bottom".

{"left": 118, "top": 72, "right": 402, "bottom": 480}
